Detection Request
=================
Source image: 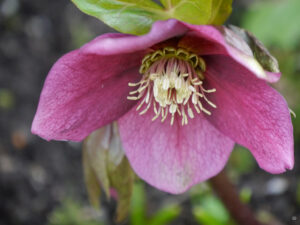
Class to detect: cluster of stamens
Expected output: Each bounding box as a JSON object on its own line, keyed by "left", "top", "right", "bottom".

{"left": 127, "top": 47, "right": 216, "bottom": 125}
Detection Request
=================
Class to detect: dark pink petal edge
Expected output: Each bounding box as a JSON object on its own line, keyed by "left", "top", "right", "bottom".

{"left": 32, "top": 48, "right": 143, "bottom": 141}
{"left": 204, "top": 55, "right": 294, "bottom": 173}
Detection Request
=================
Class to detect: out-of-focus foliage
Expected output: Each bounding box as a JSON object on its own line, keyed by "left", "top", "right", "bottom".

{"left": 131, "top": 183, "right": 181, "bottom": 225}
{"left": 71, "top": 0, "right": 232, "bottom": 35}
{"left": 193, "top": 196, "right": 235, "bottom": 225}
{"left": 190, "top": 184, "right": 236, "bottom": 225}
{"left": 0, "top": 89, "right": 15, "bottom": 110}
{"left": 239, "top": 187, "right": 252, "bottom": 204}
{"left": 47, "top": 199, "right": 103, "bottom": 225}
{"left": 228, "top": 146, "right": 255, "bottom": 175}
{"left": 243, "top": 0, "right": 300, "bottom": 51}
{"left": 296, "top": 181, "right": 300, "bottom": 206}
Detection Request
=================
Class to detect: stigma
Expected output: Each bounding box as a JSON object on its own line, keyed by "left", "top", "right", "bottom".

{"left": 127, "top": 47, "right": 216, "bottom": 126}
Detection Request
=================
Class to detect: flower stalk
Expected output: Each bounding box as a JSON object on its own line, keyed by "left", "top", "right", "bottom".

{"left": 210, "top": 170, "right": 284, "bottom": 225}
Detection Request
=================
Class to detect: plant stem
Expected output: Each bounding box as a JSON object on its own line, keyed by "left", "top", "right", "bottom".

{"left": 210, "top": 170, "right": 263, "bottom": 225}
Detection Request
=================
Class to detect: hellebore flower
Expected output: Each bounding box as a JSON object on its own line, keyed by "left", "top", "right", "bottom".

{"left": 32, "top": 19, "right": 294, "bottom": 194}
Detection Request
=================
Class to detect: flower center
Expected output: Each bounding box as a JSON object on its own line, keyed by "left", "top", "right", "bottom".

{"left": 127, "top": 47, "right": 216, "bottom": 125}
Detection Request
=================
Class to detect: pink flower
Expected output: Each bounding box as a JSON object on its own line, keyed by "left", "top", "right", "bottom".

{"left": 32, "top": 20, "right": 294, "bottom": 194}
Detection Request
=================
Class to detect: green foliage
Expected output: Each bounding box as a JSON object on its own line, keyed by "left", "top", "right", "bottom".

{"left": 193, "top": 195, "right": 235, "bottom": 225}
{"left": 190, "top": 184, "right": 236, "bottom": 225}
{"left": 110, "top": 157, "right": 135, "bottom": 222}
{"left": 82, "top": 146, "right": 102, "bottom": 209}
{"left": 228, "top": 145, "right": 255, "bottom": 174}
{"left": 160, "top": 0, "right": 213, "bottom": 25}
{"left": 209, "top": 0, "right": 232, "bottom": 25}
{"left": 296, "top": 181, "right": 300, "bottom": 206}
{"left": 69, "top": 20, "right": 94, "bottom": 48}
{"left": 83, "top": 127, "right": 135, "bottom": 222}
{"left": 160, "top": 0, "right": 232, "bottom": 25}
{"left": 242, "top": 0, "right": 300, "bottom": 51}
{"left": 71, "top": 0, "right": 233, "bottom": 35}
{"left": 48, "top": 199, "right": 102, "bottom": 225}
{"left": 0, "top": 88, "right": 14, "bottom": 110}
{"left": 130, "top": 183, "right": 181, "bottom": 225}
{"left": 239, "top": 187, "right": 252, "bottom": 204}
{"left": 148, "top": 204, "right": 181, "bottom": 225}
{"left": 130, "top": 183, "right": 146, "bottom": 225}
{"left": 71, "top": 0, "right": 167, "bottom": 35}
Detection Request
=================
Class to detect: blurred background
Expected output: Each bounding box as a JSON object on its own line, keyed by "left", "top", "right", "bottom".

{"left": 0, "top": 0, "right": 300, "bottom": 224}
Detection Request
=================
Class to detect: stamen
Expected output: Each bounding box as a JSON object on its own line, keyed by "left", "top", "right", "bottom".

{"left": 198, "top": 101, "right": 211, "bottom": 115}
{"left": 161, "top": 108, "right": 168, "bottom": 122}
{"left": 127, "top": 96, "right": 139, "bottom": 100}
{"left": 171, "top": 114, "right": 175, "bottom": 125}
{"left": 194, "top": 104, "right": 200, "bottom": 113}
{"left": 181, "top": 105, "right": 187, "bottom": 125}
{"left": 153, "top": 101, "right": 158, "bottom": 114}
{"left": 187, "top": 104, "right": 194, "bottom": 119}
{"left": 128, "top": 82, "right": 140, "bottom": 87}
{"left": 145, "top": 88, "right": 150, "bottom": 103}
{"left": 127, "top": 47, "right": 216, "bottom": 126}
{"left": 136, "top": 97, "right": 146, "bottom": 111}
{"left": 137, "top": 84, "right": 148, "bottom": 93}
{"left": 152, "top": 105, "right": 161, "bottom": 121}
{"left": 202, "top": 88, "right": 216, "bottom": 93}
{"left": 139, "top": 101, "right": 151, "bottom": 115}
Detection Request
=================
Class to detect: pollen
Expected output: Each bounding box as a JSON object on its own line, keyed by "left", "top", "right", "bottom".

{"left": 127, "top": 47, "right": 216, "bottom": 126}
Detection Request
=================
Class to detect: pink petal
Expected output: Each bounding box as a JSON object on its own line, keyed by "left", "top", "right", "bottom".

{"left": 32, "top": 49, "right": 143, "bottom": 141}
{"left": 81, "top": 19, "right": 188, "bottom": 55}
{"left": 204, "top": 55, "right": 294, "bottom": 173}
{"left": 118, "top": 108, "right": 234, "bottom": 194}
{"left": 178, "top": 24, "right": 279, "bottom": 83}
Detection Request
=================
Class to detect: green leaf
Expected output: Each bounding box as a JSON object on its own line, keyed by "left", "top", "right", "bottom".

{"left": 109, "top": 157, "right": 135, "bottom": 222}
{"left": 193, "top": 195, "right": 233, "bottom": 225}
{"left": 159, "top": 0, "right": 232, "bottom": 25}
{"left": 83, "top": 128, "right": 110, "bottom": 197}
{"left": 71, "top": 0, "right": 167, "bottom": 35}
{"left": 148, "top": 204, "right": 181, "bottom": 225}
{"left": 72, "top": 0, "right": 234, "bottom": 35}
{"left": 160, "top": 0, "right": 213, "bottom": 25}
{"left": 82, "top": 151, "right": 102, "bottom": 209}
{"left": 130, "top": 183, "right": 147, "bottom": 225}
{"left": 208, "top": 0, "right": 232, "bottom": 25}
